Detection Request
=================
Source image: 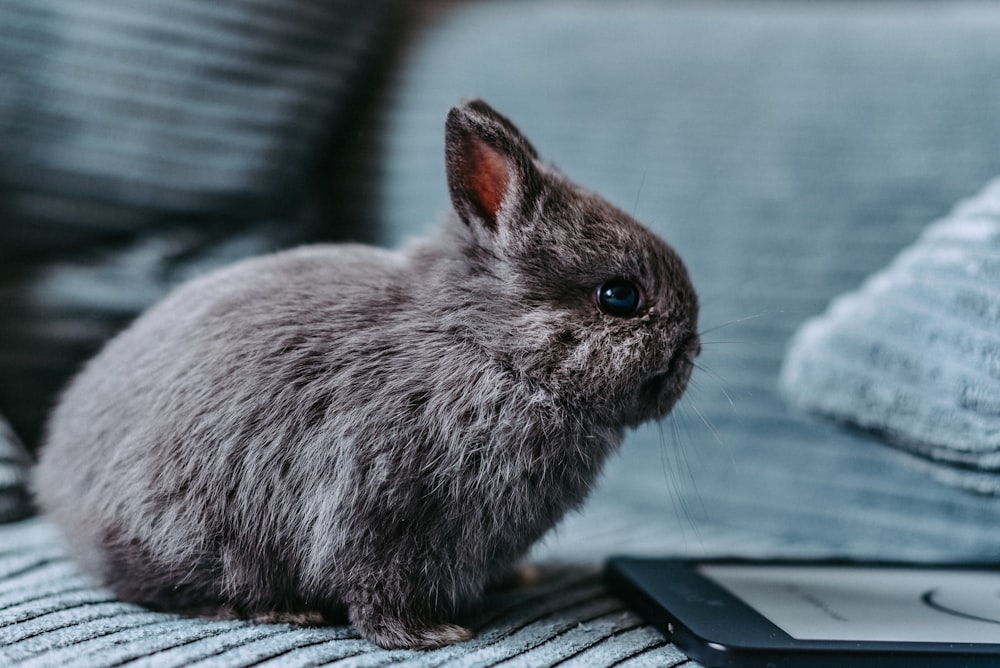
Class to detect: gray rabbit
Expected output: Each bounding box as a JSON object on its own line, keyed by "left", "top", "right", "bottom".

{"left": 34, "top": 99, "right": 700, "bottom": 649}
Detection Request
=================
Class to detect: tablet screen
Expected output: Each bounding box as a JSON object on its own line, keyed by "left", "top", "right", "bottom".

{"left": 698, "top": 564, "right": 1000, "bottom": 643}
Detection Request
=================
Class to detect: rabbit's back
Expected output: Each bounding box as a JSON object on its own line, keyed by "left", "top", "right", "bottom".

{"left": 35, "top": 245, "right": 415, "bottom": 594}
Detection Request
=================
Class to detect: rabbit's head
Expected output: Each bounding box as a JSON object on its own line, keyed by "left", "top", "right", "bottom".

{"left": 439, "top": 99, "right": 699, "bottom": 429}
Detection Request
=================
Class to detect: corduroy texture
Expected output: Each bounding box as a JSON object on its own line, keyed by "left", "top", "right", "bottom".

{"left": 0, "top": 417, "right": 32, "bottom": 524}
{"left": 0, "top": 0, "right": 394, "bottom": 228}
{"left": 0, "top": 519, "right": 692, "bottom": 667}
{"left": 781, "top": 178, "right": 1000, "bottom": 494}
{"left": 0, "top": 0, "right": 398, "bottom": 452}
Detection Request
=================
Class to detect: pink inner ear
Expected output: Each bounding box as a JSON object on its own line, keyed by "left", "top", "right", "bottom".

{"left": 465, "top": 136, "right": 510, "bottom": 224}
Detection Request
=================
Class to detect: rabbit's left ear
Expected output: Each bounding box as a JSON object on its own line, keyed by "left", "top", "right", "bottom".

{"left": 445, "top": 99, "right": 542, "bottom": 234}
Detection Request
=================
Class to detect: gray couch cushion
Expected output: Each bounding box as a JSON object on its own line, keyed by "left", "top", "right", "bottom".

{"left": 781, "top": 177, "right": 1000, "bottom": 493}
{"left": 0, "top": 519, "right": 689, "bottom": 666}
{"left": 0, "top": 0, "right": 398, "bottom": 451}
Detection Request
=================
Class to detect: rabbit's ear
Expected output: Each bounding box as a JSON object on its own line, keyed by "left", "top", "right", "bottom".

{"left": 445, "top": 99, "right": 543, "bottom": 234}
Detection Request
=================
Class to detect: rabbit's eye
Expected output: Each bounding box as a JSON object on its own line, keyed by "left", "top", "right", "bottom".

{"left": 596, "top": 279, "right": 643, "bottom": 317}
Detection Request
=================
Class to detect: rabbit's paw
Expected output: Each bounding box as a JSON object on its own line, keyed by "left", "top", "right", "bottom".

{"left": 352, "top": 611, "right": 473, "bottom": 649}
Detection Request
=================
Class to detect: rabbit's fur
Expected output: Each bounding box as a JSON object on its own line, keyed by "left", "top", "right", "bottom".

{"left": 34, "top": 99, "right": 699, "bottom": 650}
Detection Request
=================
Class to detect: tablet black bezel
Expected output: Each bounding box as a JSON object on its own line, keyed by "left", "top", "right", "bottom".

{"left": 605, "top": 556, "right": 1000, "bottom": 668}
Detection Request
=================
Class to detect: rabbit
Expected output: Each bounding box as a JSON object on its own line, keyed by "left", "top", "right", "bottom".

{"left": 33, "top": 99, "right": 700, "bottom": 650}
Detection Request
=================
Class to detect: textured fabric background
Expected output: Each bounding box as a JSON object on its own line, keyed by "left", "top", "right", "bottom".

{"left": 6, "top": 1, "right": 1000, "bottom": 666}
{"left": 0, "top": 520, "right": 694, "bottom": 667}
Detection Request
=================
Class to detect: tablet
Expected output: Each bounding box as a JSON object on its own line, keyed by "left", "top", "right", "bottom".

{"left": 605, "top": 557, "right": 1000, "bottom": 667}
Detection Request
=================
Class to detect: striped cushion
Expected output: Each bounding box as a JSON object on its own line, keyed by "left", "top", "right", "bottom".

{"left": 1, "top": 0, "right": 395, "bottom": 237}
{"left": 0, "top": 519, "right": 688, "bottom": 666}
{"left": 0, "top": 0, "right": 398, "bottom": 451}
{"left": 0, "top": 417, "right": 32, "bottom": 525}
{"left": 781, "top": 178, "right": 1000, "bottom": 494}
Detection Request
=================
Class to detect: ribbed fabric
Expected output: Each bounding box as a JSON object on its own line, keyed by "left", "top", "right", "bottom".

{"left": 0, "top": 0, "right": 399, "bottom": 451}
{"left": 0, "top": 519, "right": 692, "bottom": 668}
{"left": 0, "top": 0, "right": 394, "bottom": 239}
{"left": 0, "top": 418, "right": 32, "bottom": 524}
{"left": 781, "top": 178, "right": 1000, "bottom": 494}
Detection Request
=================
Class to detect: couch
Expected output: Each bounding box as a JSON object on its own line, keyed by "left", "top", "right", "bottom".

{"left": 4, "top": 1, "right": 1000, "bottom": 665}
